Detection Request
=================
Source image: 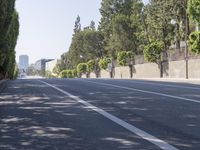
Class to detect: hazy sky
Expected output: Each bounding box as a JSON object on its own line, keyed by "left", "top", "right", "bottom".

{"left": 15, "top": 0, "right": 149, "bottom": 64}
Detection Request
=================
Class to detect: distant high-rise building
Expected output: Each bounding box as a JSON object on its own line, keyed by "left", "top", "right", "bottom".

{"left": 34, "top": 59, "right": 53, "bottom": 76}
{"left": 19, "top": 55, "right": 29, "bottom": 72}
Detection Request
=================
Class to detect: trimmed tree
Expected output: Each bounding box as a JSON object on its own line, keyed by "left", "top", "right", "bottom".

{"left": 144, "top": 41, "right": 164, "bottom": 64}
{"left": 77, "top": 63, "right": 88, "bottom": 78}
{"left": 87, "top": 60, "right": 95, "bottom": 73}
{"left": 117, "top": 51, "right": 134, "bottom": 78}
{"left": 59, "top": 70, "right": 75, "bottom": 78}
{"left": 98, "top": 58, "right": 111, "bottom": 70}
{"left": 189, "top": 31, "right": 200, "bottom": 54}
{"left": 144, "top": 40, "right": 164, "bottom": 77}
{"left": 188, "top": 0, "right": 200, "bottom": 30}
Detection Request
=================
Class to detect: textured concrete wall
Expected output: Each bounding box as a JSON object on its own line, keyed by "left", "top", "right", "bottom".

{"left": 188, "top": 59, "right": 200, "bottom": 78}
{"left": 88, "top": 70, "right": 110, "bottom": 79}
{"left": 88, "top": 59, "right": 200, "bottom": 79}
{"left": 132, "top": 63, "right": 160, "bottom": 78}
{"left": 100, "top": 70, "right": 110, "bottom": 78}
{"left": 169, "top": 60, "right": 186, "bottom": 78}
{"left": 114, "top": 66, "right": 130, "bottom": 79}
{"left": 169, "top": 59, "right": 200, "bottom": 79}
{"left": 97, "top": 63, "right": 160, "bottom": 79}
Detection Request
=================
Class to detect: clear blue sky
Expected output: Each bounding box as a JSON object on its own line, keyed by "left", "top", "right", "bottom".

{"left": 15, "top": 0, "right": 149, "bottom": 64}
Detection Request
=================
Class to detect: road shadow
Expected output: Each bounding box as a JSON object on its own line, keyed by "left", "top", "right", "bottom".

{"left": 0, "top": 79, "right": 160, "bottom": 150}
{"left": 47, "top": 79, "right": 200, "bottom": 150}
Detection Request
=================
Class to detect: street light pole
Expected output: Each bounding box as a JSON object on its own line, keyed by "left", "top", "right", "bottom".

{"left": 185, "top": 0, "right": 189, "bottom": 79}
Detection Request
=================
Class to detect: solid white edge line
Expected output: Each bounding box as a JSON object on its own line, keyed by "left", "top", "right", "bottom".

{"left": 85, "top": 80, "right": 200, "bottom": 104}
{"left": 38, "top": 80, "right": 179, "bottom": 150}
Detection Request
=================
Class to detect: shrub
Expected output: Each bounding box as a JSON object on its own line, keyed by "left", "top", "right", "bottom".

{"left": 77, "top": 63, "right": 88, "bottom": 74}
{"left": 98, "top": 58, "right": 111, "bottom": 70}
{"left": 188, "top": 0, "right": 200, "bottom": 24}
{"left": 87, "top": 60, "right": 96, "bottom": 72}
{"left": 45, "top": 71, "right": 57, "bottom": 78}
{"left": 59, "top": 70, "right": 74, "bottom": 78}
{"left": 117, "top": 51, "right": 127, "bottom": 66}
{"left": 117, "top": 51, "right": 134, "bottom": 66}
{"left": 72, "top": 69, "right": 78, "bottom": 78}
{"left": 189, "top": 31, "right": 200, "bottom": 54}
{"left": 144, "top": 40, "right": 164, "bottom": 64}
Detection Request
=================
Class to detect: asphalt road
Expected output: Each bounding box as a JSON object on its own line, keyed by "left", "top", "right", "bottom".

{"left": 0, "top": 78, "right": 200, "bottom": 150}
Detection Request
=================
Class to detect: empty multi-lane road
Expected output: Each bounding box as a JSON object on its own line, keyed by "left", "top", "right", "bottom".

{"left": 0, "top": 78, "right": 200, "bottom": 150}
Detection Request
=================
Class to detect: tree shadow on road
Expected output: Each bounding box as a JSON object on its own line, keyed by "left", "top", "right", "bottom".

{"left": 52, "top": 79, "right": 200, "bottom": 150}
{"left": 0, "top": 79, "right": 160, "bottom": 150}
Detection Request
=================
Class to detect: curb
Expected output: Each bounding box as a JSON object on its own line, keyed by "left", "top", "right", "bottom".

{"left": 95, "top": 77, "right": 200, "bottom": 85}
{"left": 130, "top": 78, "right": 200, "bottom": 85}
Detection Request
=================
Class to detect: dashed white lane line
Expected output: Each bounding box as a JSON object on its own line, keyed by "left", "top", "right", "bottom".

{"left": 39, "top": 80, "right": 179, "bottom": 150}
{"left": 84, "top": 80, "right": 200, "bottom": 104}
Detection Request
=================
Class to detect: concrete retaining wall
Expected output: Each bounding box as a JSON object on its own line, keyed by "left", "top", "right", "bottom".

{"left": 88, "top": 58, "right": 200, "bottom": 79}
{"left": 188, "top": 59, "right": 200, "bottom": 78}
{"left": 169, "top": 60, "right": 186, "bottom": 78}
{"left": 132, "top": 63, "right": 160, "bottom": 78}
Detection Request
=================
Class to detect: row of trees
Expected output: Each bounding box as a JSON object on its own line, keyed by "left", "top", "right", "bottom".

{"left": 53, "top": 0, "right": 200, "bottom": 78}
{"left": 0, "top": 0, "right": 19, "bottom": 79}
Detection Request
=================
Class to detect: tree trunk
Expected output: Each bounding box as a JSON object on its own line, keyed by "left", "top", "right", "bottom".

{"left": 196, "top": 22, "right": 200, "bottom": 31}
{"left": 159, "top": 62, "right": 163, "bottom": 78}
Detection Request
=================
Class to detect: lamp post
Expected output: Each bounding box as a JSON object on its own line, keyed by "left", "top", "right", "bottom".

{"left": 171, "top": 0, "right": 189, "bottom": 79}
{"left": 185, "top": 0, "right": 189, "bottom": 79}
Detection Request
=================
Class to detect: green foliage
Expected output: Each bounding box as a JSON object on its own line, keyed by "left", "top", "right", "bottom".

{"left": 45, "top": 71, "right": 57, "bottom": 78}
{"left": 0, "top": 0, "right": 15, "bottom": 44}
{"left": 90, "top": 20, "right": 96, "bottom": 30}
{"left": 0, "top": 2, "right": 19, "bottom": 79}
{"left": 82, "top": 30, "right": 104, "bottom": 59}
{"left": 188, "top": 0, "right": 200, "bottom": 24}
{"left": 144, "top": 41, "right": 164, "bottom": 64}
{"left": 13, "top": 64, "right": 19, "bottom": 79}
{"left": 59, "top": 0, "right": 198, "bottom": 72}
{"left": 99, "top": 0, "right": 144, "bottom": 58}
{"left": 117, "top": 51, "right": 127, "bottom": 66}
{"left": 3, "top": 11, "right": 19, "bottom": 78}
{"left": 126, "top": 51, "right": 134, "bottom": 59}
{"left": 189, "top": 31, "right": 200, "bottom": 54}
{"left": 74, "top": 15, "right": 81, "bottom": 33}
{"left": 53, "top": 61, "right": 62, "bottom": 75}
{"left": 72, "top": 69, "right": 78, "bottom": 78}
{"left": 145, "top": 0, "right": 175, "bottom": 55}
{"left": 98, "top": 58, "right": 111, "bottom": 70}
{"left": 65, "top": 28, "right": 104, "bottom": 68}
{"left": 59, "top": 70, "right": 75, "bottom": 78}
{"left": 87, "top": 60, "right": 95, "bottom": 72}
{"left": 117, "top": 51, "right": 134, "bottom": 66}
{"left": 77, "top": 63, "right": 88, "bottom": 74}
{"left": 108, "top": 14, "right": 134, "bottom": 57}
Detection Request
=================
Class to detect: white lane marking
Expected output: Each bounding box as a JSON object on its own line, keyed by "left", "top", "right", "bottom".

{"left": 84, "top": 80, "right": 200, "bottom": 104}
{"left": 122, "top": 80, "right": 200, "bottom": 90}
{"left": 39, "top": 80, "right": 179, "bottom": 150}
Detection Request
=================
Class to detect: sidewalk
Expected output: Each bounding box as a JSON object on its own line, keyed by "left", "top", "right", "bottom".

{"left": 133, "top": 77, "right": 200, "bottom": 85}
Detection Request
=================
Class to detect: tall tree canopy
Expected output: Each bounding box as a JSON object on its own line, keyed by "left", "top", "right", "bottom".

{"left": 55, "top": 17, "right": 105, "bottom": 70}
{"left": 99, "top": 0, "right": 144, "bottom": 58}
{"left": 0, "top": 0, "right": 19, "bottom": 79}
{"left": 55, "top": 0, "right": 200, "bottom": 76}
{"left": 188, "top": 0, "right": 200, "bottom": 30}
